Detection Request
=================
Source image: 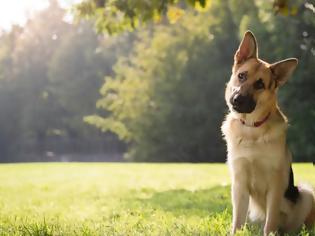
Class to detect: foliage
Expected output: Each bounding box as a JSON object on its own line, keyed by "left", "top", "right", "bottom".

{"left": 86, "top": 0, "right": 239, "bottom": 162}
{"left": 0, "top": 163, "right": 314, "bottom": 235}
{"left": 86, "top": 0, "right": 315, "bottom": 162}
{"left": 0, "top": 0, "right": 314, "bottom": 162}
{"left": 74, "top": 0, "right": 212, "bottom": 34}
{"left": 0, "top": 1, "right": 130, "bottom": 161}
{"left": 74, "top": 0, "right": 298, "bottom": 34}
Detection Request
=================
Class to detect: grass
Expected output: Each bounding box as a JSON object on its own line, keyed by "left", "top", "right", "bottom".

{"left": 0, "top": 163, "right": 314, "bottom": 235}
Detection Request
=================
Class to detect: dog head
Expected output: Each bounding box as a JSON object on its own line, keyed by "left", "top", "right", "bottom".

{"left": 225, "top": 31, "right": 298, "bottom": 119}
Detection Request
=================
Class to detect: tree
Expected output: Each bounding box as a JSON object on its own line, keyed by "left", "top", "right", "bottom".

{"left": 85, "top": 0, "right": 238, "bottom": 161}
{"left": 48, "top": 21, "right": 132, "bottom": 154}
{"left": 10, "top": 0, "right": 73, "bottom": 158}
{"left": 74, "top": 0, "right": 299, "bottom": 34}
{"left": 0, "top": 0, "right": 133, "bottom": 161}
{"left": 85, "top": 0, "right": 315, "bottom": 162}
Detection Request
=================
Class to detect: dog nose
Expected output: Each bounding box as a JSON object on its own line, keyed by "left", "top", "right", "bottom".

{"left": 230, "top": 93, "right": 256, "bottom": 113}
{"left": 232, "top": 94, "right": 245, "bottom": 106}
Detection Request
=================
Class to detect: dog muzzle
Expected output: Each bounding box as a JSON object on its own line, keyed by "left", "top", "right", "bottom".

{"left": 230, "top": 93, "right": 256, "bottom": 114}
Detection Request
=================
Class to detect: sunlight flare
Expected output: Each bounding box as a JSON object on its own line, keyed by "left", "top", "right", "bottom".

{"left": 0, "top": 0, "right": 81, "bottom": 30}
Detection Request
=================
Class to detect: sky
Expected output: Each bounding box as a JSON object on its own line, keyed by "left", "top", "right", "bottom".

{"left": 0, "top": 0, "right": 81, "bottom": 30}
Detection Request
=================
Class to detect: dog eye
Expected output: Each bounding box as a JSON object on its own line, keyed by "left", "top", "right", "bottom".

{"left": 238, "top": 72, "right": 247, "bottom": 82}
{"left": 254, "top": 78, "right": 265, "bottom": 90}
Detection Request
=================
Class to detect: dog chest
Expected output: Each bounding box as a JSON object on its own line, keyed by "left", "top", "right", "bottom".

{"left": 247, "top": 158, "right": 274, "bottom": 196}
{"left": 227, "top": 136, "right": 287, "bottom": 168}
{"left": 229, "top": 150, "right": 283, "bottom": 211}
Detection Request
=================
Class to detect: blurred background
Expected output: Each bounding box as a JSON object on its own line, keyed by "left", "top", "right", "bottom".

{"left": 0, "top": 0, "right": 314, "bottom": 163}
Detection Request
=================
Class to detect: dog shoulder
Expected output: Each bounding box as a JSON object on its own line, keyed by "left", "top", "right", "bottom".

{"left": 221, "top": 114, "right": 232, "bottom": 139}
{"left": 221, "top": 113, "right": 241, "bottom": 141}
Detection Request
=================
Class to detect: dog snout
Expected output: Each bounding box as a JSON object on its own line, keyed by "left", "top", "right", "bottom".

{"left": 232, "top": 94, "right": 245, "bottom": 106}
{"left": 230, "top": 93, "right": 256, "bottom": 114}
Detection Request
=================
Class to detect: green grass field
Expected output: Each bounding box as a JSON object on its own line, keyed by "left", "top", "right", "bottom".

{"left": 0, "top": 163, "right": 314, "bottom": 236}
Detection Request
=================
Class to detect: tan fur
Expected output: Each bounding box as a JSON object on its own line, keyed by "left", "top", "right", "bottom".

{"left": 221, "top": 31, "right": 315, "bottom": 235}
{"left": 305, "top": 201, "right": 315, "bottom": 228}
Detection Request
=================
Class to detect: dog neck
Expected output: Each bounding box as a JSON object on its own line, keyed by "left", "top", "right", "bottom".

{"left": 240, "top": 112, "right": 271, "bottom": 128}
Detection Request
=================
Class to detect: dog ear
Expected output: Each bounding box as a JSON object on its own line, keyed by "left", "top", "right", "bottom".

{"left": 234, "top": 31, "right": 258, "bottom": 64}
{"left": 270, "top": 58, "right": 298, "bottom": 86}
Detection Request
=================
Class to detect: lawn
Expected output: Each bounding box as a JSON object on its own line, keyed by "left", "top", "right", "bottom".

{"left": 0, "top": 163, "right": 314, "bottom": 236}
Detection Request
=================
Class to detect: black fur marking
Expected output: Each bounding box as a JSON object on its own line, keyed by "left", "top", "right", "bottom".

{"left": 274, "top": 79, "right": 278, "bottom": 88}
{"left": 284, "top": 166, "right": 300, "bottom": 203}
{"left": 268, "top": 79, "right": 273, "bottom": 89}
{"left": 270, "top": 68, "right": 278, "bottom": 89}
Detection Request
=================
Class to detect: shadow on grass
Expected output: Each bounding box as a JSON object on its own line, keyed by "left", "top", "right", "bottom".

{"left": 137, "top": 185, "right": 231, "bottom": 217}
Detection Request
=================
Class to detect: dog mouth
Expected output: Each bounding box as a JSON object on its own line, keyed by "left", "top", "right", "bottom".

{"left": 230, "top": 94, "right": 256, "bottom": 114}
{"left": 232, "top": 104, "right": 256, "bottom": 113}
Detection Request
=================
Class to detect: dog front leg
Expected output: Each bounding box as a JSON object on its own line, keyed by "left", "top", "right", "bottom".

{"left": 264, "top": 179, "right": 282, "bottom": 236}
{"left": 231, "top": 179, "right": 249, "bottom": 234}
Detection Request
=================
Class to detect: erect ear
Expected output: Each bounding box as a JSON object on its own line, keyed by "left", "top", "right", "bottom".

{"left": 270, "top": 58, "right": 298, "bottom": 86}
{"left": 234, "top": 31, "right": 258, "bottom": 64}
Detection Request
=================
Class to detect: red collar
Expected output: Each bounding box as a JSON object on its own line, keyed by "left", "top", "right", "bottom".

{"left": 240, "top": 112, "right": 271, "bottom": 128}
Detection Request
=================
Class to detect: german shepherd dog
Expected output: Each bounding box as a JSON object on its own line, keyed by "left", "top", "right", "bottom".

{"left": 221, "top": 31, "right": 315, "bottom": 235}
